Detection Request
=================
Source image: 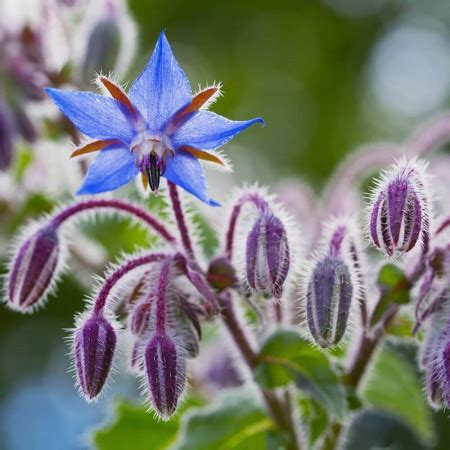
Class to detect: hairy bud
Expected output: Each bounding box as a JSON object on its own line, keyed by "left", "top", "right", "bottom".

{"left": 129, "top": 295, "right": 154, "bottom": 336}
{"left": 145, "top": 333, "right": 186, "bottom": 419}
{"left": 421, "top": 315, "right": 450, "bottom": 409}
{"left": 369, "top": 159, "right": 429, "bottom": 256}
{"left": 306, "top": 256, "right": 353, "bottom": 348}
{"left": 246, "top": 211, "right": 290, "bottom": 298}
{"left": 74, "top": 314, "right": 117, "bottom": 401}
{"left": 7, "top": 224, "right": 63, "bottom": 312}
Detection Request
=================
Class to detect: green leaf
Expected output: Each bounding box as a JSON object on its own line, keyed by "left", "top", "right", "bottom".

{"left": 253, "top": 329, "right": 346, "bottom": 418}
{"left": 13, "top": 146, "right": 34, "bottom": 183}
{"left": 297, "top": 396, "right": 328, "bottom": 447}
{"left": 174, "top": 388, "right": 285, "bottom": 450}
{"left": 93, "top": 398, "right": 203, "bottom": 450}
{"left": 370, "top": 264, "right": 410, "bottom": 327}
{"left": 340, "top": 409, "right": 425, "bottom": 450}
{"left": 358, "top": 342, "right": 434, "bottom": 445}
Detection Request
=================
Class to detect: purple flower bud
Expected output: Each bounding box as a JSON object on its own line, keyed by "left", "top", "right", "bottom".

{"left": 0, "top": 100, "right": 13, "bottom": 170}
{"left": 246, "top": 212, "right": 290, "bottom": 298}
{"left": 82, "top": 18, "right": 120, "bottom": 85}
{"left": 129, "top": 295, "right": 154, "bottom": 336}
{"left": 130, "top": 338, "right": 145, "bottom": 372}
{"left": 174, "top": 298, "right": 203, "bottom": 358}
{"left": 145, "top": 333, "right": 186, "bottom": 419}
{"left": 369, "top": 159, "right": 429, "bottom": 256}
{"left": 306, "top": 256, "right": 353, "bottom": 348}
{"left": 7, "top": 225, "right": 63, "bottom": 312}
{"left": 421, "top": 315, "right": 450, "bottom": 409}
{"left": 74, "top": 314, "right": 117, "bottom": 401}
{"left": 207, "top": 256, "right": 237, "bottom": 291}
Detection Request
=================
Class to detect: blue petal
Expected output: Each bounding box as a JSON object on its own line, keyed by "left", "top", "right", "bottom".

{"left": 76, "top": 146, "right": 138, "bottom": 195}
{"left": 164, "top": 151, "right": 219, "bottom": 206}
{"left": 45, "top": 88, "right": 134, "bottom": 143}
{"left": 171, "top": 111, "right": 264, "bottom": 150}
{"left": 128, "top": 32, "right": 192, "bottom": 131}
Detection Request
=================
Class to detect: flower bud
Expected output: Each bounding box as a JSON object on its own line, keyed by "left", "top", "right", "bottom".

{"left": 174, "top": 298, "right": 203, "bottom": 358}
{"left": 145, "top": 333, "right": 186, "bottom": 419}
{"left": 306, "top": 256, "right": 353, "bottom": 348}
{"left": 82, "top": 18, "right": 120, "bottom": 85}
{"left": 74, "top": 314, "right": 117, "bottom": 401}
{"left": 246, "top": 212, "right": 290, "bottom": 298}
{"left": 207, "top": 256, "right": 237, "bottom": 291}
{"left": 7, "top": 225, "right": 62, "bottom": 312}
{"left": 369, "top": 159, "right": 429, "bottom": 256}
{"left": 0, "top": 100, "right": 13, "bottom": 170}
{"left": 421, "top": 315, "right": 450, "bottom": 409}
{"left": 129, "top": 295, "right": 154, "bottom": 336}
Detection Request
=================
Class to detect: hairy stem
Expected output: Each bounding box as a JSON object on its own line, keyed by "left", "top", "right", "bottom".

{"left": 225, "top": 192, "right": 268, "bottom": 259}
{"left": 167, "top": 182, "right": 196, "bottom": 260}
{"left": 51, "top": 199, "right": 177, "bottom": 244}
{"left": 155, "top": 256, "right": 173, "bottom": 334}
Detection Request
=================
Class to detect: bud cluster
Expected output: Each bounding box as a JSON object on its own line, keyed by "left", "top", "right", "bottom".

{"left": 368, "top": 158, "right": 430, "bottom": 257}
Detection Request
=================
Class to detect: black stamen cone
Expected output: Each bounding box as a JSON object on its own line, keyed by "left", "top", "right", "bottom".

{"left": 146, "top": 154, "right": 161, "bottom": 191}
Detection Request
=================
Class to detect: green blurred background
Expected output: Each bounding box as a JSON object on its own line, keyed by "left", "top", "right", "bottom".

{"left": 1, "top": 0, "right": 450, "bottom": 449}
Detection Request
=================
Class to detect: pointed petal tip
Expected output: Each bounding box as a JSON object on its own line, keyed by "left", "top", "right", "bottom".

{"left": 209, "top": 199, "right": 221, "bottom": 207}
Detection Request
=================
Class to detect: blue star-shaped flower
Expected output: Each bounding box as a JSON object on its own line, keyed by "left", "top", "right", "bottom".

{"left": 45, "top": 32, "right": 263, "bottom": 205}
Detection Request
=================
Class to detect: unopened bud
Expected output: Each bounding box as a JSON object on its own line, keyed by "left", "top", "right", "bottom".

{"left": 145, "top": 333, "right": 186, "bottom": 419}
{"left": 422, "top": 317, "right": 450, "bottom": 409}
{"left": 0, "top": 100, "right": 13, "bottom": 170}
{"left": 74, "top": 314, "right": 117, "bottom": 401}
{"left": 207, "top": 256, "right": 237, "bottom": 291}
{"left": 175, "top": 298, "right": 203, "bottom": 358}
{"left": 246, "top": 211, "right": 290, "bottom": 298}
{"left": 7, "top": 224, "right": 63, "bottom": 312}
{"left": 129, "top": 295, "right": 154, "bottom": 336}
{"left": 369, "top": 159, "right": 429, "bottom": 256}
{"left": 306, "top": 256, "right": 353, "bottom": 348}
{"left": 82, "top": 18, "right": 120, "bottom": 85}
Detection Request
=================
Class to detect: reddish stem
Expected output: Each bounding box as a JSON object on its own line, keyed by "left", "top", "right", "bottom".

{"left": 51, "top": 199, "right": 177, "bottom": 244}
{"left": 225, "top": 192, "right": 268, "bottom": 260}
{"left": 167, "top": 182, "right": 196, "bottom": 260}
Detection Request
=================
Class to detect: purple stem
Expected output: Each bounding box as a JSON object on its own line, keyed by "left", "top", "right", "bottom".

{"left": 174, "top": 253, "right": 219, "bottom": 313}
{"left": 323, "top": 143, "right": 398, "bottom": 215}
{"left": 92, "top": 252, "right": 166, "bottom": 316}
{"left": 329, "top": 225, "right": 346, "bottom": 257}
{"left": 435, "top": 217, "right": 450, "bottom": 235}
{"left": 155, "top": 256, "right": 173, "bottom": 335}
{"left": 225, "top": 192, "right": 269, "bottom": 260}
{"left": 167, "top": 182, "right": 196, "bottom": 260}
{"left": 51, "top": 199, "right": 177, "bottom": 244}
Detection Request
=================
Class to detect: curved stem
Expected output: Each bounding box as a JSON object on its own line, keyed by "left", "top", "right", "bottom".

{"left": 50, "top": 199, "right": 177, "bottom": 244}
{"left": 92, "top": 252, "right": 166, "bottom": 316}
{"left": 167, "top": 182, "right": 196, "bottom": 260}
{"left": 407, "top": 112, "right": 450, "bottom": 157}
{"left": 322, "top": 143, "right": 398, "bottom": 214}
{"left": 225, "top": 192, "right": 268, "bottom": 260}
